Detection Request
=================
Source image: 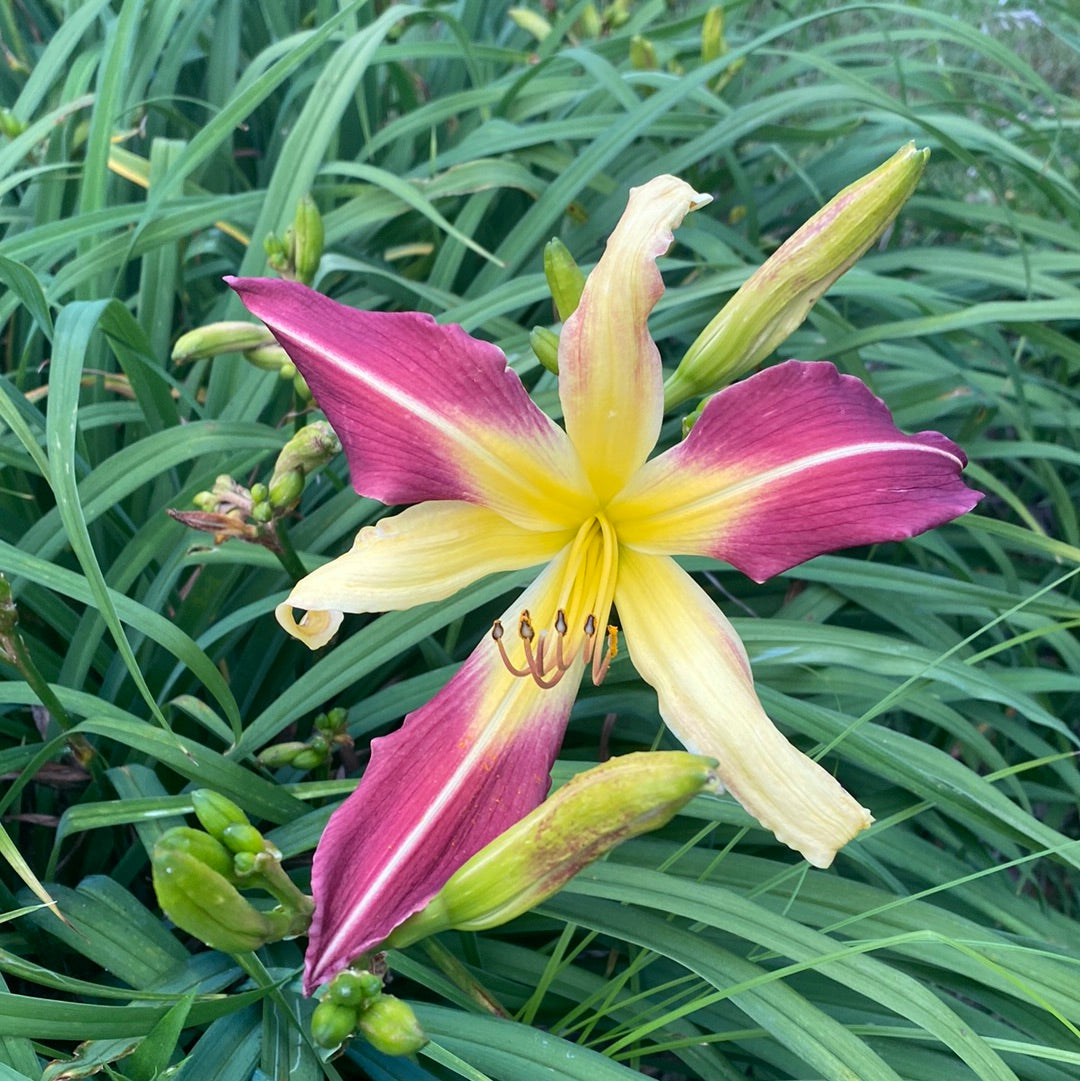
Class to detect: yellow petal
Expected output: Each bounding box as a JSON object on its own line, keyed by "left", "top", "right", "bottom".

{"left": 615, "top": 548, "right": 872, "bottom": 867}
{"left": 558, "top": 176, "right": 711, "bottom": 503}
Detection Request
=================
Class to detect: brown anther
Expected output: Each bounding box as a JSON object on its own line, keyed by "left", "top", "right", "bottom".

{"left": 554, "top": 609, "right": 568, "bottom": 635}
{"left": 491, "top": 620, "right": 504, "bottom": 641}
{"left": 492, "top": 619, "right": 530, "bottom": 678}
{"left": 518, "top": 610, "right": 535, "bottom": 641}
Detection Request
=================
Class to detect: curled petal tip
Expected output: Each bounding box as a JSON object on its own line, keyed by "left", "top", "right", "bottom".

{"left": 276, "top": 602, "right": 342, "bottom": 650}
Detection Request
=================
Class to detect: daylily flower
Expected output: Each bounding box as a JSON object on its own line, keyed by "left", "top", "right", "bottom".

{"left": 228, "top": 175, "right": 980, "bottom": 992}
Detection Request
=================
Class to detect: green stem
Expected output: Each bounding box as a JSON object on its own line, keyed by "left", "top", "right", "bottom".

{"left": 419, "top": 938, "right": 509, "bottom": 1018}
{"left": 270, "top": 517, "right": 308, "bottom": 583}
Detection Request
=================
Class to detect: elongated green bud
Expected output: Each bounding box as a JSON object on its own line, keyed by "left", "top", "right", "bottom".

{"left": 293, "top": 194, "right": 324, "bottom": 286}
{"left": 191, "top": 789, "right": 250, "bottom": 841}
{"left": 151, "top": 843, "right": 277, "bottom": 953}
{"left": 172, "top": 322, "right": 275, "bottom": 363}
{"left": 629, "top": 35, "right": 658, "bottom": 71}
{"left": 242, "top": 343, "right": 291, "bottom": 373}
{"left": 257, "top": 741, "right": 310, "bottom": 768}
{"left": 664, "top": 143, "right": 929, "bottom": 407}
{"left": 386, "top": 752, "right": 718, "bottom": 947}
{"left": 270, "top": 421, "right": 342, "bottom": 483}
{"left": 357, "top": 996, "right": 427, "bottom": 1057}
{"left": 543, "top": 238, "right": 585, "bottom": 322}
{"left": 508, "top": 6, "right": 551, "bottom": 41}
{"left": 153, "top": 827, "right": 236, "bottom": 881}
{"left": 701, "top": 6, "right": 725, "bottom": 63}
{"left": 530, "top": 326, "right": 560, "bottom": 375}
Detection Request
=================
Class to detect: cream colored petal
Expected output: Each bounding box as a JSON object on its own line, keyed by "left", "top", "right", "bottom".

{"left": 615, "top": 548, "right": 872, "bottom": 868}
{"left": 558, "top": 176, "right": 711, "bottom": 504}
{"left": 276, "top": 502, "right": 574, "bottom": 649}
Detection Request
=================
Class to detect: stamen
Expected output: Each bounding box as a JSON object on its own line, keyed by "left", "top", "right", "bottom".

{"left": 491, "top": 620, "right": 531, "bottom": 678}
{"left": 591, "top": 625, "right": 619, "bottom": 685}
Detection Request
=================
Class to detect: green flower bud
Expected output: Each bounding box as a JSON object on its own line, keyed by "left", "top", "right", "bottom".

{"left": 151, "top": 843, "right": 276, "bottom": 954}
{"left": 271, "top": 421, "right": 342, "bottom": 479}
{"left": 221, "top": 822, "right": 267, "bottom": 855}
{"left": 250, "top": 502, "right": 272, "bottom": 523}
{"left": 508, "top": 6, "right": 551, "bottom": 42}
{"left": 315, "top": 707, "right": 348, "bottom": 735}
{"left": 268, "top": 470, "right": 304, "bottom": 512}
{"left": 242, "top": 344, "right": 291, "bottom": 373}
{"left": 311, "top": 1000, "right": 358, "bottom": 1050}
{"left": 387, "top": 752, "right": 717, "bottom": 948}
{"left": 0, "top": 108, "right": 27, "bottom": 138}
{"left": 191, "top": 789, "right": 251, "bottom": 841}
{"left": 293, "top": 370, "right": 312, "bottom": 399}
{"left": 576, "top": 3, "right": 601, "bottom": 39}
{"left": 530, "top": 326, "right": 560, "bottom": 375}
{"left": 153, "top": 826, "right": 236, "bottom": 881}
{"left": 325, "top": 968, "right": 383, "bottom": 1008}
{"left": 250, "top": 482, "right": 269, "bottom": 504}
{"left": 172, "top": 322, "right": 275, "bottom": 364}
{"left": 279, "top": 361, "right": 297, "bottom": 380}
{"left": 664, "top": 143, "right": 929, "bottom": 407}
{"left": 357, "top": 996, "right": 427, "bottom": 1057}
{"left": 629, "top": 35, "right": 658, "bottom": 71}
{"left": 543, "top": 239, "right": 585, "bottom": 322}
{"left": 293, "top": 194, "right": 325, "bottom": 286}
{"left": 257, "top": 741, "right": 309, "bottom": 768}
{"left": 701, "top": 5, "right": 725, "bottom": 63}
{"left": 290, "top": 748, "right": 327, "bottom": 771}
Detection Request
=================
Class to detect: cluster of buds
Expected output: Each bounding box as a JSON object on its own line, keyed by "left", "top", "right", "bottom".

{"left": 172, "top": 319, "right": 311, "bottom": 400}
{"left": 311, "top": 966, "right": 426, "bottom": 1056}
{"left": 509, "top": 1, "right": 629, "bottom": 44}
{"left": 264, "top": 194, "right": 324, "bottom": 287}
{"left": 258, "top": 707, "right": 352, "bottom": 774}
{"left": 168, "top": 421, "right": 341, "bottom": 551}
{"left": 384, "top": 752, "right": 718, "bottom": 948}
{"left": 151, "top": 790, "right": 314, "bottom": 954}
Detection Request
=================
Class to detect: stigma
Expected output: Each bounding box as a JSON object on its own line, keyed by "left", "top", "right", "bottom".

{"left": 492, "top": 609, "right": 618, "bottom": 688}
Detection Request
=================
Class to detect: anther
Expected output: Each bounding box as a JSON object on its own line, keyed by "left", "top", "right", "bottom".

{"left": 491, "top": 619, "right": 531, "bottom": 678}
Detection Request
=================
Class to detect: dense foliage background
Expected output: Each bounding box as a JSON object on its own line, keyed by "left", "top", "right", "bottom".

{"left": 1, "top": 1, "right": 1077, "bottom": 1078}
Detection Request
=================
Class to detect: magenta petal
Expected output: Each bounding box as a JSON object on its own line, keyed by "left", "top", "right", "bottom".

{"left": 611, "top": 361, "right": 982, "bottom": 581}
{"left": 303, "top": 637, "right": 580, "bottom": 993}
{"left": 227, "top": 278, "right": 589, "bottom": 529}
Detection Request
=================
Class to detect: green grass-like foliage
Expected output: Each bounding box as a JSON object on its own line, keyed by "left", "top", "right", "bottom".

{"left": 1, "top": 1, "right": 1078, "bottom": 1078}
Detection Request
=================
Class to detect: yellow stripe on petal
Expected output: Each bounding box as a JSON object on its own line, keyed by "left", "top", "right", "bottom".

{"left": 558, "top": 177, "right": 711, "bottom": 504}
{"left": 615, "top": 549, "right": 872, "bottom": 868}
{"left": 277, "top": 503, "right": 573, "bottom": 647}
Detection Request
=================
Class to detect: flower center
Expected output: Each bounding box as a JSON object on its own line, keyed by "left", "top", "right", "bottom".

{"left": 491, "top": 512, "right": 619, "bottom": 689}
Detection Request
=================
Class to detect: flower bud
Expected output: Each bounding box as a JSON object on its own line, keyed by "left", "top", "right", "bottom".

{"left": 325, "top": 967, "right": 383, "bottom": 1008}
{"left": 629, "top": 35, "right": 658, "bottom": 71}
{"left": 191, "top": 789, "right": 251, "bottom": 841}
{"left": 0, "top": 108, "right": 26, "bottom": 138}
{"left": 293, "top": 194, "right": 325, "bottom": 286}
{"left": 153, "top": 826, "right": 236, "bottom": 881}
{"left": 268, "top": 470, "right": 304, "bottom": 513}
{"left": 664, "top": 142, "right": 929, "bottom": 407}
{"left": 151, "top": 842, "right": 277, "bottom": 954}
{"left": 271, "top": 421, "right": 342, "bottom": 481}
{"left": 357, "top": 996, "right": 427, "bottom": 1057}
{"left": 242, "top": 343, "right": 291, "bottom": 373}
{"left": 291, "top": 747, "right": 327, "bottom": 771}
{"left": 386, "top": 752, "right": 718, "bottom": 948}
{"left": 508, "top": 6, "right": 551, "bottom": 42}
{"left": 529, "top": 326, "right": 559, "bottom": 375}
{"left": 311, "top": 1000, "right": 357, "bottom": 1050}
{"left": 257, "top": 741, "right": 310, "bottom": 768}
{"left": 543, "top": 239, "right": 585, "bottom": 322}
{"left": 172, "top": 322, "right": 275, "bottom": 364}
{"left": 221, "top": 822, "right": 268, "bottom": 855}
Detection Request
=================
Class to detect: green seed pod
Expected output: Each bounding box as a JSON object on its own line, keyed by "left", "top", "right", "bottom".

{"left": 151, "top": 844, "right": 275, "bottom": 954}
{"left": 325, "top": 968, "right": 383, "bottom": 1008}
{"left": 311, "top": 1000, "right": 358, "bottom": 1050}
{"left": 357, "top": 996, "right": 427, "bottom": 1057}
{"left": 529, "top": 326, "right": 559, "bottom": 375}
{"left": 543, "top": 238, "right": 585, "bottom": 322}
{"left": 191, "top": 789, "right": 251, "bottom": 841}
